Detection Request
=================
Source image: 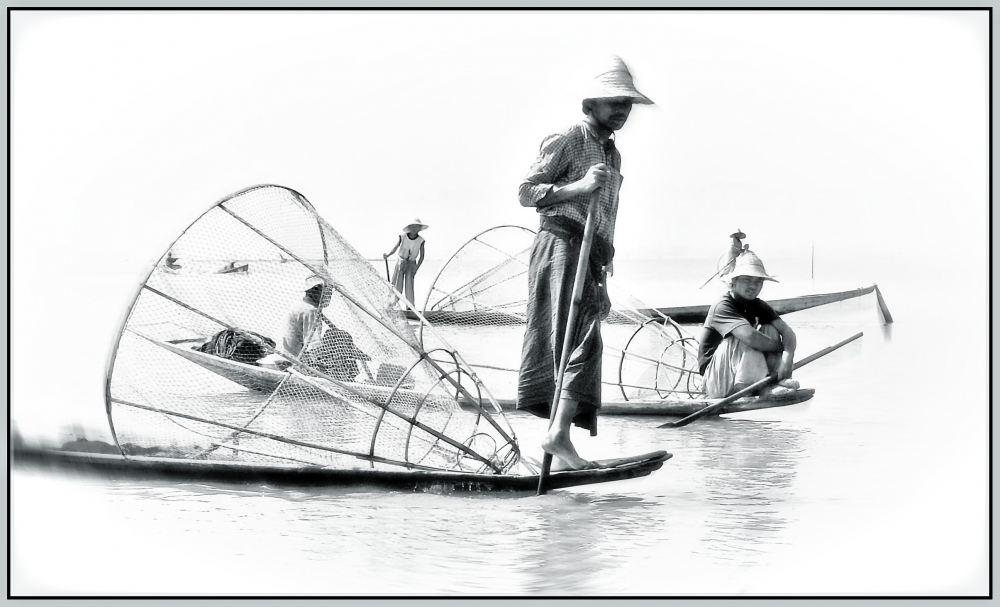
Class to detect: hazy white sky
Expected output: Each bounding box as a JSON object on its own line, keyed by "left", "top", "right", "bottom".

{"left": 9, "top": 10, "right": 990, "bottom": 438}
{"left": 11, "top": 10, "right": 988, "bottom": 270}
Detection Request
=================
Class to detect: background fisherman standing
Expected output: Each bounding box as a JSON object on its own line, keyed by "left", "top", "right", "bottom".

{"left": 384, "top": 219, "right": 428, "bottom": 306}
{"left": 516, "top": 55, "right": 654, "bottom": 471}
{"left": 699, "top": 229, "right": 748, "bottom": 289}
{"left": 720, "top": 229, "right": 747, "bottom": 278}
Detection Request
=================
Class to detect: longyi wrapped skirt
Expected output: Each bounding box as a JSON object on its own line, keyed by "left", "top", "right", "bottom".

{"left": 516, "top": 226, "right": 604, "bottom": 434}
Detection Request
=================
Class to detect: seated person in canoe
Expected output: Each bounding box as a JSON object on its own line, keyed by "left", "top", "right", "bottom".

{"left": 697, "top": 251, "right": 800, "bottom": 399}
{"left": 283, "top": 275, "right": 371, "bottom": 382}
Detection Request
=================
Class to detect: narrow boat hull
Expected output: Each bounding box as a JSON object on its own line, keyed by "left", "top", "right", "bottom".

{"left": 641, "top": 285, "right": 886, "bottom": 324}
{"left": 11, "top": 446, "right": 670, "bottom": 494}
{"left": 150, "top": 337, "right": 286, "bottom": 392}
{"left": 151, "top": 337, "right": 813, "bottom": 418}
{"left": 461, "top": 388, "right": 815, "bottom": 417}
{"left": 412, "top": 284, "right": 891, "bottom": 326}
{"left": 143, "top": 337, "right": 448, "bottom": 407}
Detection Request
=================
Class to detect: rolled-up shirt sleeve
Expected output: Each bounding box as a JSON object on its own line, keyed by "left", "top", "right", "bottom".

{"left": 519, "top": 134, "right": 570, "bottom": 207}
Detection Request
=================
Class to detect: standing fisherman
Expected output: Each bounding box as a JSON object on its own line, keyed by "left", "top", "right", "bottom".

{"left": 383, "top": 219, "right": 428, "bottom": 306}
{"left": 516, "top": 56, "right": 654, "bottom": 471}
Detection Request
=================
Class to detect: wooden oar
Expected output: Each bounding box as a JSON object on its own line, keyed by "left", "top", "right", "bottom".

{"left": 537, "top": 190, "right": 601, "bottom": 496}
{"left": 383, "top": 256, "right": 391, "bottom": 282}
{"left": 658, "top": 331, "right": 863, "bottom": 429}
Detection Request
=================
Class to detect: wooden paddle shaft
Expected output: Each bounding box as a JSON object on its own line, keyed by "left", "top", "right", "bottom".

{"left": 537, "top": 190, "right": 602, "bottom": 496}
{"left": 698, "top": 265, "right": 727, "bottom": 290}
{"left": 660, "top": 331, "right": 863, "bottom": 429}
{"left": 790, "top": 332, "right": 863, "bottom": 370}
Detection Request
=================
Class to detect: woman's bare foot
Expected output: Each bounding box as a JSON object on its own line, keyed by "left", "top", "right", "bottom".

{"left": 760, "top": 384, "right": 794, "bottom": 398}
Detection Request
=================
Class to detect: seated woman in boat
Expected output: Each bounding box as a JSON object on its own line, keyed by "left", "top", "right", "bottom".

{"left": 697, "top": 251, "right": 800, "bottom": 399}
{"left": 282, "top": 275, "right": 370, "bottom": 382}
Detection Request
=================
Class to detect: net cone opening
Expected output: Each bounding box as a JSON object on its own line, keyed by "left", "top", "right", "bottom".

{"left": 106, "top": 185, "right": 519, "bottom": 475}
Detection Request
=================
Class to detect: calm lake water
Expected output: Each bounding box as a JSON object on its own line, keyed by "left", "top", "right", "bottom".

{"left": 10, "top": 256, "right": 989, "bottom": 596}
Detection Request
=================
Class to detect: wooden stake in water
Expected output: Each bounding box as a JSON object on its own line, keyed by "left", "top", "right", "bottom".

{"left": 537, "top": 190, "right": 601, "bottom": 496}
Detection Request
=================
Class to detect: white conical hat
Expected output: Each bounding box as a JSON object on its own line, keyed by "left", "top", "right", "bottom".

{"left": 729, "top": 250, "right": 778, "bottom": 282}
{"left": 403, "top": 218, "right": 428, "bottom": 232}
{"left": 582, "top": 55, "right": 654, "bottom": 105}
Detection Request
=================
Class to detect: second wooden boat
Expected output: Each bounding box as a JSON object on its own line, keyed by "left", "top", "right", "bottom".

{"left": 459, "top": 388, "right": 815, "bottom": 417}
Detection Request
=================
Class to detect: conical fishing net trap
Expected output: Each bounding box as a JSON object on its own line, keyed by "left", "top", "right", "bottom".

{"left": 421, "top": 226, "right": 705, "bottom": 403}
{"left": 106, "top": 185, "right": 520, "bottom": 474}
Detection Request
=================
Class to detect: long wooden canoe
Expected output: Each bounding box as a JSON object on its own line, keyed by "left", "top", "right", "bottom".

{"left": 141, "top": 336, "right": 445, "bottom": 407}
{"left": 410, "top": 284, "right": 892, "bottom": 326}
{"left": 11, "top": 446, "right": 670, "bottom": 494}
{"left": 460, "top": 388, "right": 815, "bottom": 417}
{"left": 146, "top": 335, "right": 288, "bottom": 392}
{"left": 148, "top": 336, "right": 814, "bottom": 418}
{"left": 639, "top": 284, "right": 893, "bottom": 325}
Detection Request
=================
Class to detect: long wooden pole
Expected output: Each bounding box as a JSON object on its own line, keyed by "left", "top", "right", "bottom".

{"left": 698, "top": 265, "right": 728, "bottom": 290}
{"left": 537, "top": 190, "right": 601, "bottom": 496}
{"left": 658, "top": 332, "right": 863, "bottom": 428}
{"left": 109, "top": 397, "right": 445, "bottom": 471}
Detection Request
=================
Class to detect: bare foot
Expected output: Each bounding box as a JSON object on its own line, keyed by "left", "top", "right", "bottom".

{"left": 541, "top": 434, "right": 592, "bottom": 471}
{"left": 760, "top": 385, "right": 794, "bottom": 399}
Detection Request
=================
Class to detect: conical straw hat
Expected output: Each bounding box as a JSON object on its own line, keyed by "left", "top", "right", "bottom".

{"left": 582, "top": 55, "right": 654, "bottom": 105}
{"left": 729, "top": 250, "right": 778, "bottom": 282}
{"left": 403, "top": 218, "right": 428, "bottom": 232}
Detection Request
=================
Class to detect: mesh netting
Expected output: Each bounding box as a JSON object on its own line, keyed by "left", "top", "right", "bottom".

{"left": 421, "top": 226, "right": 705, "bottom": 403}
{"left": 107, "top": 185, "right": 519, "bottom": 474}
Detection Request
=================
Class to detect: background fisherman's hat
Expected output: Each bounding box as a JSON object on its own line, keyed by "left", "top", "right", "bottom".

{"left": 582, "top": 55, "right": 654, "bottom": 105}
{"left": 304, "top": 274, "right": 326, "bottom": 289}
{"left": 730, "top": 229, "right": 746, "bottom": 239}
{"left": 729, "top": 250, "right": 778, "bottom": 282}
{"left": 403, "top": 218, "right": 429, "bottom": 232}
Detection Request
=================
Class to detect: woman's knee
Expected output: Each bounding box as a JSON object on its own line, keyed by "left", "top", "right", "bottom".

{"left": 736, "top": 350, "right": 769, "bottom": 384}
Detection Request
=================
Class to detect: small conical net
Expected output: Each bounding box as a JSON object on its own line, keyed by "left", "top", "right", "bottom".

{"left": 421, "top": 226, "right": 705, "bottom": 404}
{"left": 107, "top": 185, "right": 519, "bottom": 474}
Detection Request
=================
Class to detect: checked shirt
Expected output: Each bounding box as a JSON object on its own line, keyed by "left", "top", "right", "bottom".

{"left": 518, "top": 121, "right": 623, "bottom": 266}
